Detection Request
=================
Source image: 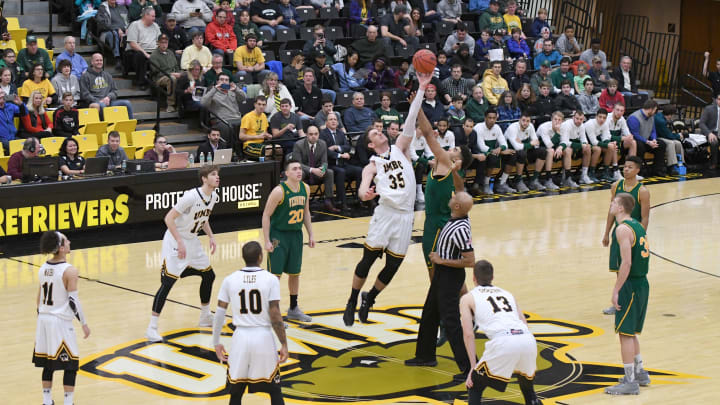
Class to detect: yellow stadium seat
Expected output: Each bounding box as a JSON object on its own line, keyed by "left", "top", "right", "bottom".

{"left": 83, "top": 150, "right": 97, "bottom": 158}
{"left": 77, "top": 108, "right": 110, "bottom": 141}
{"left": 0, "top": 40, "right": 17, "bottom": 53}
{"left": 130, "top": 130, "right": 155, "bottom": 148}
{"left": 41, "top": 136, "right": 65, "bottom": 156}
{"left": 72, "top": 135, "right": 99, "bottom": 155}
{"left": 0, "top": 156, "right": 9, "bottom": 171}
{"left": 136, "top": 145, "right": 154, "bottom": 159}
{"left": 0, "top": 145, "right": 4, "bottom": 157}
{"left": 78, "top": 108, "right": 101, "bottom": 125}
{"left": 6, "top": 18, "right": 20, "bottom": 31}
{"left": 103, "top": 106, "right": 137, "bottom": 140}
{"left": 122, "top": 146, "right": 136, "bottom": 160}
{"left": 9, "top": 139, "right": 25, "bottom": 155}
{"left": 9, "top": 28, "right": 27, "bottom": 50}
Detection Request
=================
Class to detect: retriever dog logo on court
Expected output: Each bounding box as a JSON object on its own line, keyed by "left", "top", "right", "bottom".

{"left": 79, "top": 306, "right": 701, "bottom": 403}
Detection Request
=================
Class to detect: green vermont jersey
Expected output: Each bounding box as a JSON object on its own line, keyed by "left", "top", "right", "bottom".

{"left": 424, "top": 169, "right": 454, "bottom": 227}
{"left": 615, "top": 179, "right": 643, "bottom": 223}
{"left": 622, "top": 218, "right": 649, "bottom": 277}
{"left": 271, "top": 182, "right": 308, "bottom": 231}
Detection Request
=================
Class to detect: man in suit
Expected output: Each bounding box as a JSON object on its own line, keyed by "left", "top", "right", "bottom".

{"left": 611, "top": 56, "right": 639, "bottom": 96}
{"left": 293, "top": 125, "right": 340, "bottom": 212}
{"left": 699, "top": 93, "right": 720, "bottom": 169}
{"left": 320, "top": 114, "right": 362, "bottom": 211}
{"left": 195, "top": 127, "right": 229, "bottom": 162}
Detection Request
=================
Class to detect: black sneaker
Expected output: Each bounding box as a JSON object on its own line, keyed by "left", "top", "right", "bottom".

{"left": 358, "top": 291, "right": 373, "bottom": 323}
{"left": 404, "top": 357, "right": 438, "bottom": 367}
{"left": 343, "top": 300, "right": 356, "bottom": 326}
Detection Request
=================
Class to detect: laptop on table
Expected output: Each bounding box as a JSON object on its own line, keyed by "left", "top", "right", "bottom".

{"left": 167, "top": 152, "right": 189, "bottom": 169}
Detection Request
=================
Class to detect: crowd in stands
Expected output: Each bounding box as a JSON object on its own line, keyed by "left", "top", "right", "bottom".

{"left": 1, "top": 0, "right": 720, "bottom": 205}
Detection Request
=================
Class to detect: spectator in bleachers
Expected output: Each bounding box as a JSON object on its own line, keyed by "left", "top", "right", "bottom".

{"left": 309, "top": 50, "right": 340, "bottom": 101}
{"left": 488, "top": 29, "right": 510, "bottom": 61}
{"left": 553, "top": 80, "right": 580, "bottom": 113}
{"left": 550, "top": 57, "right": 574, "bottom": 94}
{"left": 233, "top": 33, "right": 268, "bottom": 84}
{"left": 504, "top": 59, "right": 530, "bottom": 93}
{"left": 496, "top": 90, "right": 520, "bottom": 131}
{"left": 177, "top": 60, "right": 206, "bottom": 111}
{"left": 515, "top": 83, "right": 535, "bottom": 113}
{"left": 144, "top": 134, "right": 177, "bottom": 169}
{"left": 533, "top": 27, "right": 550, "bottom": 56}
{"left": 436, "top": 0, "right": 461, "bottom": 24}
{"left": 259, "top": 72, "right": 295, "bottom": 117}
{"left": 234, "top": 9, "right": 264, "bottom": 47}
{"left": 654, "top": 105, "right": 684, "bottom": 175}
{"left": 422, "top": 84, "right": 446, "bottom": 125}
{"left": 481, "top": 60, "right": 508, "bottom": 105}
{"left": 269, "top": 97, "right": 304, "bottom": 155}
{"left": 0, "top": 68, "right": 17, "bottom": 100}
{"left": 580, "top": 38, "right": 607, "bottom": 70}
{"left": 52, "top": 93, "right": 81, "bottom": 138}
{"left": 96, "top": 131, "right": 129, "bottom": 169}
{"left": 80, "top": 53, "right": 135, "bottom": 117}
{"left": 374, "top": 0, "right": 392, "bottom": 19}
{"left": 530, "top": 81, "right": 553, "bottom": 121}
{"left": 195, "top": 127, "right": 228, "bottom": 162}
{"left": 203, "top": 54, "right": 232, "bottom": 87}
{"left": 573, "top": 63, "right": 590, "bottom": 94}
{"left": 240, "top": 95, "right": 282, "bottom": 160}
{"left": 576, "top": 78, "right": 598, "bottom": 115}
{"left": 394, "top": 59, "right": 413, "bottom": 91}
{"left": 96, "top": 0, "right": 128, "bottom": 64}
{"left": 703, "top": 51, "right": 720, "bottom": 97}
{"left": 627, "top": 99, "right": 666, "bottom": 176}
{"left": 278, "top": 0, "right": 302, "bottom": 32}
{"left": 162, "top": 14, "right": 191, "bottom": 58}
{"left": 598, "top": 78, "right": 624, "bottom": 111}
{"left": 413, "top": 0, "right": 441, "bottom": 24}
{"left": 698, "top": 93, "right": 720, "bottom": 169}
{"left": 380, "top": 6, "right": 419, "bottom": 55}
{"left": 530, "top": 7, "right": 550, "bottom": 37}
{"left": 344, "top": 92, "right": 375, "bottom": 133}
{"left": 250, "top": 0, "right": 287, "bottom": 40}
{"left": 20, "top": 90, "right": 53, "bottom": 139}
{"left": 293, "top": 68, "right": 323, "bottom": 121}
{"left": 475, "top": 30, "right": 492, "bottom": 61}
{"left": 447, "top": 95, "right": 466, "bottom": 126}
{"left": 293, "top": 125, "right": 340, "bottom": 212}
{"left": 129, "top": 0, "right": 163, "bottom": 23}
{"left": 556, "top": 25, "right": 581, "bottom": 59}
{"left": 55, "top": 36, "right": 88, "bottom": 79}
{"left": 0, "top": 90, "right": 25, "bottom": 152}
{"left": 205, "top": 9, "right": 237, "bottom": 65}
{"left": 58, "top": 138, "right": 86, "bottom": 176}
{"left": 217, "top": 1, "right": 237, "bottom": 26}
{"left": 20, "top": 64, "right": 56, "bottom": 106}
{"left": 506, "top": 28, "right": 529, "bottom": 60}
{"left": 529, "top": 60, "right": 550, "bottom": 94}
{"left": 333, "top": 50, "right": 367, "bottom": 92}
{"left": 0, "top": 49, "right": 23, "bottom": 87}
{"left": 588, "top": 55, "right": 610, "bottom": 88}
{"left": 311, "top": 0, "right": 344, "bottom": 10}
{"left": 350, "top": 0, "right": 375, "bottom": 29}
{"left": 365, "top": 56, "right": 395, "bottom": 90}
{"left": 468, "top": 0, "right": 489, "bottom": 13}
{"left": 321, "top": 113, "right": 360, "bottom": 211}
{"left": 477, "top": 0, "right": 506, "bottom": 35}
{"left": 503, "top": 1, "right": 524, "bottom": 37}
{"left": 314, "top": 96, "right": 345, "bottom": 129}
{"left": 283, "top": 51, "right": 305, "bottom": 93}
{"left": 52, "top": 60, "right": 81, "bottom": 107}
{"left": 7, "top": 137, "right": 41, "bottom": 180}
{"left": 611, "top": 56, "right": 639, "bottom": 97}
{"left": 375, "top": 92, "right": 402, "bottom": 128}
{"left": 352, "top": 25, "right": 386, "bottom": 68}
{"left": 172, "top": 0, "right": 214, "bottom": 32}
{"left": 466, "top": 85, "right": 488, "bottom": 124}
{"left": 150, "top": 34, "right": 182, "bottom": 113}
{"left": 17, "top": 36, "right": 54, "bottom": 80}
{"left": 451, "top": 43, "right": 479, "bottom": 81}
{"left": 441, "top": 64, "right": 473, "bottom": 103}
{"left": 181, "top": 31, "right": 213, "bottom": 70}
{"left": 435, "top": 50, "right": 451, "bottom": 80}
{"left": 0, "top": 8, "right": 8, "bottom": 41}
{"left": 304, "top": 25, "right": 337, "bottom": 64}
{"left": 125, "top": 7, "right": 162, "bottom": 89}
{"left": 407, "top": 8, "right": 425, "bottom": 43}
{"left": 533, "top": 39, "right": 562, "bottom": 70}
{"left": 443, "top": 23, "right": 475, "bottom": 57}
{"left": 201, "top": 71, "right": 246, "bottom": 149}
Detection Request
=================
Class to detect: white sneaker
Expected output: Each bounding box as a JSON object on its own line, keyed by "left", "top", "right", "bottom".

{"left": 579, "top": 174, "right": 593, "bottom": 184}
{"left": 287, "top": 306, "right": 312, "bottom": 322}
{"left": 515, "top": 180, "right": 530, "bottom": 192}
{"left": 543, "top": 179, "right": 559, "bottom": 190}
{"left": 613, "top": 170, "right": 623, "bottom": 180}
{"left": 146, "top": 326, "right": 163, "bottom": 342}
{"left": 198, "top": 313, "right": 213, "bottom": 327}
{"left": 416, "top": 189, "right": 425, "bottom": 203}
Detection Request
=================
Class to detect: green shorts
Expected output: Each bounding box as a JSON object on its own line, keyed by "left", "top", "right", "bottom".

{"left": 598, "top": 139, "right": 611, "bottom": 148}
{"left": 615, "top": 277, "right": 649, "bottom": 336}
{"left": 609, "top": 228, "right": 620, "bottom": 272}
{"left": 610, "top": 135, "right": 623, "bottom": 145}
{"left": 268, "top": 229, "right": 303, "bottom": 275}
{"left": 244, "top": 142, "right": 266, "bottom": 159}
{"left": 422, "top": 220, "right": 446, "bottom": 271}
{"left": 570, "top": 141, "right": 584, "bottom": 158}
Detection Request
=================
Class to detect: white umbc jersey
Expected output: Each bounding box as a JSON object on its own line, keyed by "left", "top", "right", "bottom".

{"left": 470, "top": 285, "right": 530, "bottom": 340}
{"left": 371, "top": 145, "right": 416, "bottom": 212}
{"left": 218, "top": 267, "right": 281, "bottom": 328}
{"left": 37, "top": 262, "right": 73, "bottom": 321}
{"left": 170, "top": 188, "right": 218, "bottom": 240}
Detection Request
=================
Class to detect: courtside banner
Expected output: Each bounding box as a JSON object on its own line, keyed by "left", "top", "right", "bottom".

{"left": 0, "top": 162, "right": 277, "bottom": 237}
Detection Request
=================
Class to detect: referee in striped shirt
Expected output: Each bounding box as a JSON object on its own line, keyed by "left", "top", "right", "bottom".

{"left": 406, "top": 191, "right": 475, "bottom": 380}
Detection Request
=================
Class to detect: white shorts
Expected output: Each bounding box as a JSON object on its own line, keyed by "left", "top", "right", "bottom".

{"left": 161, "top": 231, "right": 211, "bottom": 278}
{"left": 33, "top": 314, "right": 79, "bottom": 369}
{"left": 476, "top": 333, "right": 537, "bottom": 382}
{"left": 227, "top": 326, "right": 279, "bottom": 384}
{"left": 365, "top": 204, "right": 414, "bottom": 256}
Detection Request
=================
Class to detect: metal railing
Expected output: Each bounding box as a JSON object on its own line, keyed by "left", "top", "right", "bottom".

{"left": 558, "top": 0, "right": 593, "bottom": 47}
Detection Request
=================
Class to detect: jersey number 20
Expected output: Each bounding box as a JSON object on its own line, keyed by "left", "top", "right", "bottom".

{"left": 389, "top": 173, "right": 405, "bottom": 189}
{"left": 238, "top": 289, "right": 262, "bottom": 314}
{"left": 288, "top": 208, "right": 304, "bottom": 225}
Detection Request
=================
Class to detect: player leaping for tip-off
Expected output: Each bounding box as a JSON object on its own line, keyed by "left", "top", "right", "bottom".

{"left": 343, "top": 71, "right": 434, "bottom": 326}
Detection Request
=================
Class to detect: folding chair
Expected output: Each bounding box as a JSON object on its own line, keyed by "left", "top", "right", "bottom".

{"left": 103, "top": 106, "right": 138, "bottom": 140}
{"left": 9, "top": 139, "right": 25, "bottom": 155}
{"left": 72, "top": 134, "right": 99, "bottom": 156}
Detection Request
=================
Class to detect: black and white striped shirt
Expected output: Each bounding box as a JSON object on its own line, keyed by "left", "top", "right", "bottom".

{"left": 436, "top": 216, "right": 473, "bottom": 260}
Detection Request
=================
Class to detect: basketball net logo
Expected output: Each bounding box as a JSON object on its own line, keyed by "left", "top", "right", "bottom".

{"left": 79, "top": 306, "right": 702, "bottom": 402}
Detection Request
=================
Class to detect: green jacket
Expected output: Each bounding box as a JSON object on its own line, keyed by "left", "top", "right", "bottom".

{"left": 234, "top": 22, "right": 264, "bottom": 46}
{"left": 550, "top": 69, "right": 574, "bottom": 91}
{"left": 149, "top": 48, "right": 180, "bottom": 82}
{"left": 478, "top": 10, "right": 506, "bottom": 32}
{"left": 654, "top": 112, "right": 681, "bottom": 141}
{"left": 465, "top": 97, "right": 488, "bottom": 123}
{"left": 203, "top": 67, "right": 237, "bottom": 87}
{"left": 17, "top": 48, "right": 53, "bottom": 78}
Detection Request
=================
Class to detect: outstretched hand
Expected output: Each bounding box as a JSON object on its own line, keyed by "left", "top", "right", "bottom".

{"left": 416, "top": 71, "right": 432, "bottom": 89}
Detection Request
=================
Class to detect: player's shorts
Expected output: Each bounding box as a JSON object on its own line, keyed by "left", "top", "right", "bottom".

{"left": 366, "top": 204, "right": 414, "bottom": 257}
{"left": 268, "top": 229, "right": 303, "bottom": 275}
{"left": 615, "top": 277, "right": 649, "bottom": 336}
{"left": 227, "top": 326, "right": 280, "bottom": 385}
{"left": 161, "top": 232, "right": 210, "bottom": 278}
{"left": 422, "top": 218, "right": 448, "bottom": 271}
{"left": 33, "top": 314, "right": 79, "bottom": 370}
{"left": 515, "top": 147, "right": 547, "bottom": 164}
{"left": 474, "top": 331, "right": 537, "bottom": 392}
{"left": 243, "top": 142, "right": 267, "bottom": 160}
{"left": 609, "top": 228, "right": 620, "bottom": 272}
{"left": 611, "top": 134, "right": 623, "bottom": 145}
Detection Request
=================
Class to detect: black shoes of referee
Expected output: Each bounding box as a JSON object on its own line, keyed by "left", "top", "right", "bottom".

{"left": 343, "top": 299, "right": 356, "bottom": 326}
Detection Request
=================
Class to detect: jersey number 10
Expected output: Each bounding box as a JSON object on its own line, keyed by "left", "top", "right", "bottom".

{"left": 238, "top": 289, "right": 262, "bottom": 314}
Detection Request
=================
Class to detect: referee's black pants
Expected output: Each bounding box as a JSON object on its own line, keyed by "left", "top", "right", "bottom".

{"left": 415, "top": 264, "right": 470, "bottom": 373}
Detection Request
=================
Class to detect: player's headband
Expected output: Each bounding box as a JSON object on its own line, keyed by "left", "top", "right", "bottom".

{"left": 55, "top": 231, "right": 65, "bottom": 252}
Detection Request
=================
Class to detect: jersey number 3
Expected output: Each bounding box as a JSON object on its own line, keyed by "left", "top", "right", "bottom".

{"left": 389, "top": 173, "right": 405, "bottom": 189}
{"left": 238, "top": 289, "right": 262, "bottom": 314}
{"left": 288, "top": 208, "right": 304, "bottom": 225}
{"left": 639, "top": 236, "right": 649, "bottom": 258}
{"left": 487, "top": 295, "right": 512, "bottom": 313}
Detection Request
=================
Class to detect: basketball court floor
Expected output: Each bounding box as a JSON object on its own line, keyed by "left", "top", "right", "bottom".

{"left": 2, "top": 176, "right": 719, "bottom": 404}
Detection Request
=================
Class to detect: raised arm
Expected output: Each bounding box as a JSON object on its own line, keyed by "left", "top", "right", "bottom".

{"left": 418, "top": 107, "right": 451, "bottom": 169}
{"left": 398, "top": 72, "right": 433, "bottom": 153}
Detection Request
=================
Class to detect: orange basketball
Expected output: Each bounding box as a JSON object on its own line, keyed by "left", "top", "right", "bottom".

{"left": 413, "top": 49, "right": 437, "bottom": 74}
